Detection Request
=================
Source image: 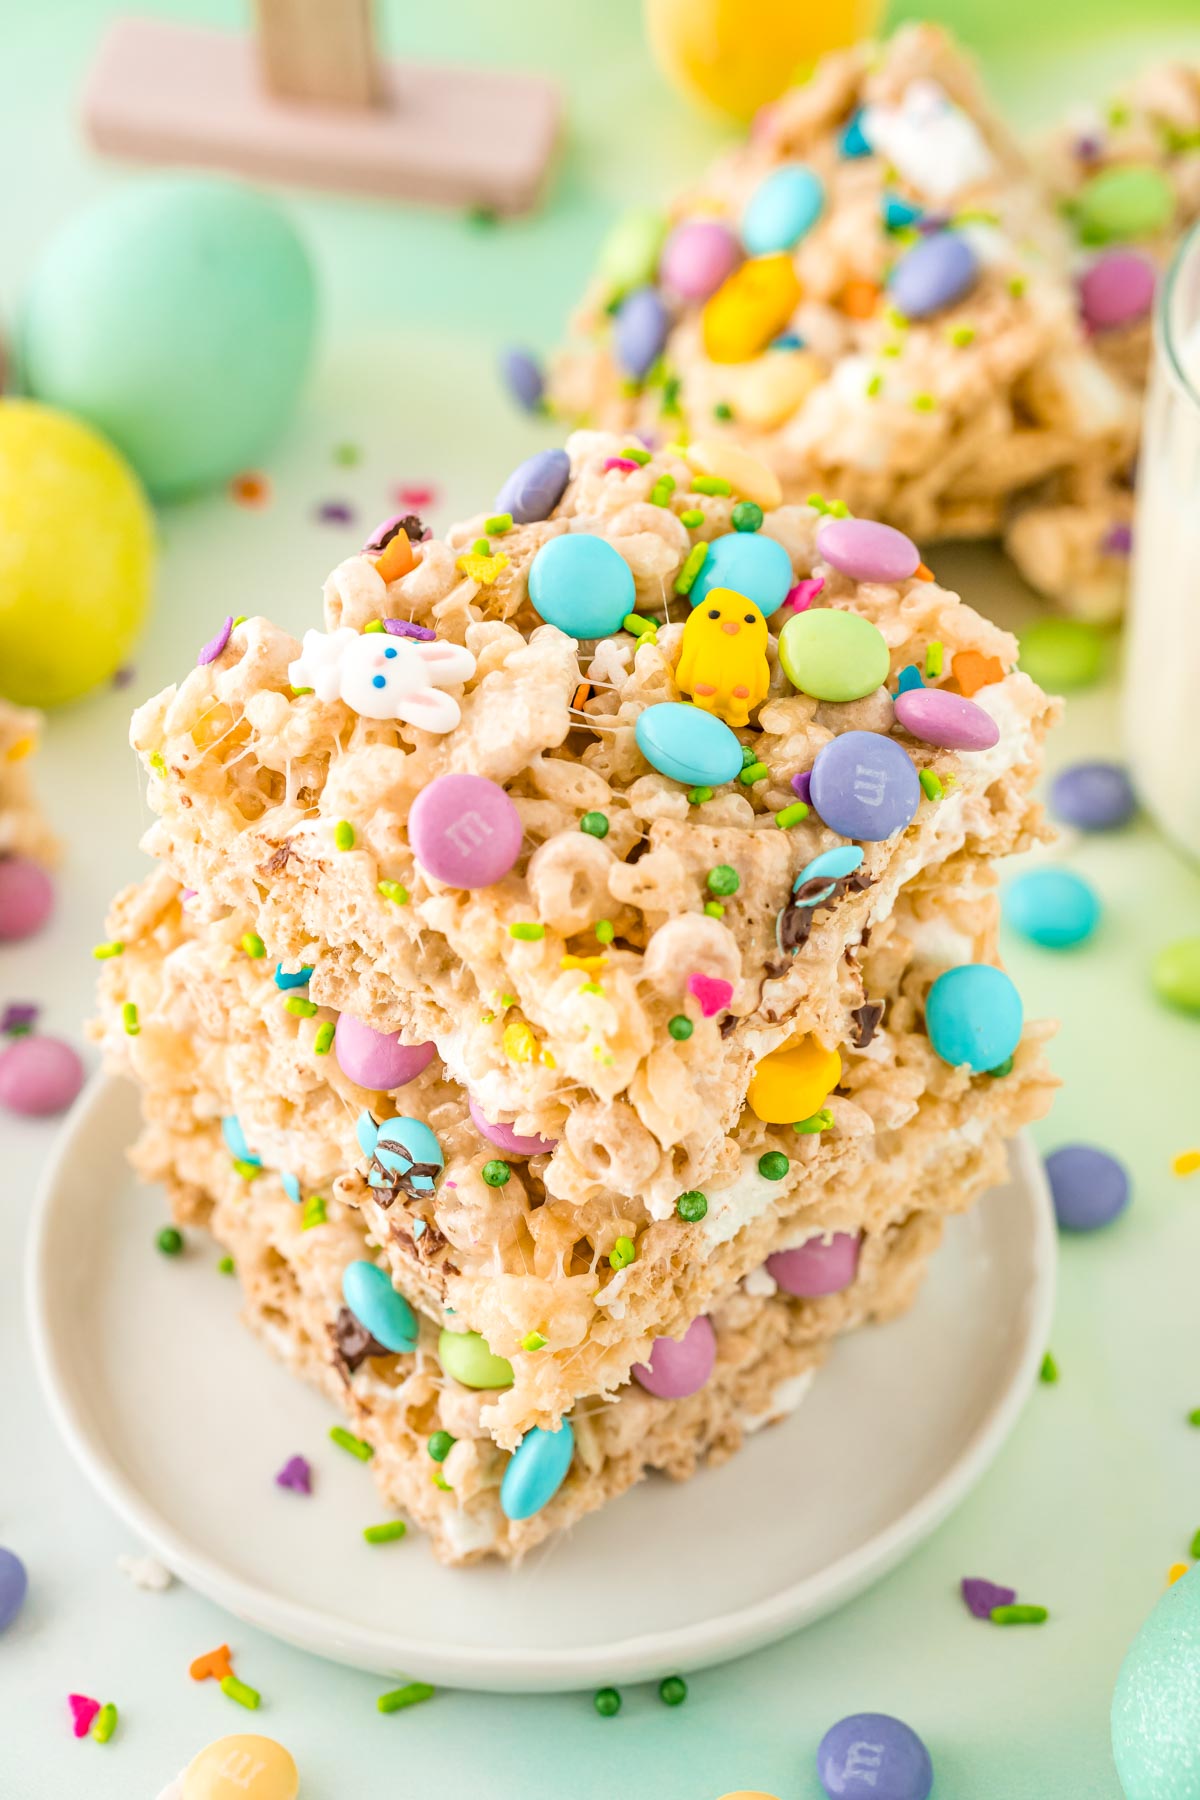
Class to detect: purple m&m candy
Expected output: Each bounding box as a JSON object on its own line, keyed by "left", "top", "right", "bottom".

{"left": 817, "top": 1712, "right": 933, "bottom": 1800}
{"left": 1049, "top": 760, "right": 1136, "bottom": 831}
{"left": 0, "top": 855, "right": 54, "bottom": 942}
{"left": 499, "top": 346, "right": 545, "bottom": 413}
{"left": 809, "top": 731, "right": 920, "bottom": 841}
{"left": 888, "top": 230, "right": 978, "bottom": 320}
{"left": 0, "top": 1548, "right": 28, "bottom": 1632}
{"left": 816, "top": 516, "right": 920, "bottom": 584}
{"left": 767, "top": 1232, "right": 860, "bottom": 1297}
{"left": 408, "top": 773, "right": 524, "bottom": 888}
{"left": 334, "top": 1013, "right": 435, "bottom": 1091}
{"left": 0, "top": 1035, "right": 84, "bottom": 1117}
{"left": 1045, "top": 1143, "right": 1130, "bottom": 1232}
{"left": 894, "top": 686, "right": 1000, "bottom": 751}
{"left": 1079, "top": 250, "right": 1156, "bottom": 332}
{"left": 494, "top": 448, "right": 571, "bottom": 525}
{"left": 468, "top": 1094, "right": 557, "bottom": 1156}
{"left": 660, "top": 218, "right": 741, "bottom": 301}
{"left": 632, "top": 1314, "right": 717, "bottom": 1398}
{"left": 614, "top": 286, "right": 670, "bottom": 379}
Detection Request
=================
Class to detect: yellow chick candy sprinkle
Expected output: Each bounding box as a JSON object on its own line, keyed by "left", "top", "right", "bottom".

{"left": 676, "top": 588, "right": 770, "bottom": 729}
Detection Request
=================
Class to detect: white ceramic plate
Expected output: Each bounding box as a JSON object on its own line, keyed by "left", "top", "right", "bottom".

{"left": 28, "top": 1073, "right": 1055, "bottom": 1694}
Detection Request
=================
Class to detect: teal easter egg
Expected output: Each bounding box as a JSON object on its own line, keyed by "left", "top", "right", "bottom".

{"left": 1113, "top": 1566, "right": 1200, "bottom": 1799}
{"left": 18, "top": 177, "right": 317, "bottom": 497}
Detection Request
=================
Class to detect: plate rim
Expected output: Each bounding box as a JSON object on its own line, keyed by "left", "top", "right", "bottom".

{"left": 26, "top": 1071, "right": 1057, "bottom": 1693}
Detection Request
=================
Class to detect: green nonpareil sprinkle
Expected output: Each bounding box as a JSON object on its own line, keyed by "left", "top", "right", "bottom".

{"left": 623, "top": 612, "right": 657, "bottom": 638}
{"left": 521, "top": 1331, "right": 548, "bottom": 1352}
{"left": 675, "top": 1190, "right": 707, "bottom": 1222}
{"left": 334, "top": 820, "right": 356, "bottom": 851}
{"left": 731, "top": 501, "right": 763, "bottom": 532}
{"left": 826, "top": 499, "right": 850, "bottom": 518}
{"left": 919, "top": 768, "right": 944, "bottom": 802}
{"left": 232, "top": 1158, "right": 262, "bottom": 1181}
{"left": 775, "top": 802, "right": 810, "bottom": 829}
{"left": 302, "top": 1195, "right": 327, "bottom": 1230}
{"left": 157, "top": 1226, "right": 184, "bottom": 1256}
{"left": 580, "top": 811, "right": 610, "bottom": 839}
{"left": 991, "top": 1604, "right": 1048, "bottom": 1625}
{"left": 609, "top": 1236, "right": 636, "bottom": 1271}
{"left": 865, "top": 373, "right": 883, "bottom": 398}
{"left": 659, "top": 1675, "right": 687, "bottom": 1707}
{"left": 221, "top": 1676, "right": 261, "bottom": 1710}
{"left": 739, "top": 762, "right": 769, "bottom": 785}
{"left": 313, "top": 1020, "right": 335, "bottom": 1055}
{"left": 885, "top": 305, "right": 909, "bottom": 331}
{"left": 1008, "top": 274, "right": 1027, "bottom": 298}
{"left": 1039, "top": 1351, "right": 1059, "bottom": 1385}
{"left": 509, "top": 922, "right": 546, "bottom": 941}
{"left": 912, "top": 393, "right": 936, "bottom": 412}
{"left": 378, "top": 1682, "right": 435, "bottom": 1714}
{"left": 427, "top": 1430, "right": 455, "bottom": 1462}
{"left": 217, "top": 1255, "right": 235, "bottom": 1274}
{"left": 675, "top": 542, "right": 709, "bottom": 596}
{"left": 882, "top": 342, "right": 902, "bottom": 358}
{"left": 593, "top": 1687, "right": 621, "bottom": 1717}
{"left": 92, "top": 1704, "right": 118, "bottom": 1744}
{"left": 595, "top": 919, "right": 615, "bottom": 944}
{"left": 331, "top": 1425, "right": 374, "bottom": 1462}
{"left": 794, "top": 1108, "right": 833, "bottom": 1134}
{"left": 621, "top": 446, "right": 652, "bottom": 466}
{"left": 949, "top": 324, "right": 976, "bottom": 347}
{"left": 241, "top": 932, "right": 266, "bottom": 959}
{"left": 758, "top": 1151, "right": 789, "bottom": 1181}
{"left": 680, "top": 508, "right": 705, "bottom": 528}
{"left": 485, "top": 512, "right": 513, "bottom": 534}
{"left": 481, "top": 1159, "right": 511, "bottom": 1187}
{"left": 687, "top": 786, "right": 714, "bottom": 806}
{"left": 925, "top": 641, "right": 943, "bottom": 679}
{"left": 691, "top": 475, "right": 732, "bottom": 497}
{"left": 149, "top": 751, "right": 165, "bottom": 771}
{"left": 377, "top": 879, "right": 409, "bottom": 904}
{"left": 363, "top": 1520, "right": 408, "bottom": 1544}
{"left": 122, "top": 1002, "right": 140, "bottom": 1036}
{"left": 285, "top": 995, "right": 319, "bottom": 1017}
{"left": 667, "top": 1015, "right": 693, "bottom": 1041}
{"left": 706, "top": 864, "right": 739, "bottom": 896}
{"left": 988, "top": 1055, "right": 1015, "bottom": 1078}
{"left": 92, "top": 941, "right": 124, "bottom": 960}
{"left": 703, "top": 900, "right": 725, "bottom": 919}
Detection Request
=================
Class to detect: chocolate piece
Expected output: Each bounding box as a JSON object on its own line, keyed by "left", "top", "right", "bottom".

{"left": 851, "top": 1000, "right": 884, "bottom": 1048}
{"left": 332, "top": 1304, "right": 390, "bottom": 1374}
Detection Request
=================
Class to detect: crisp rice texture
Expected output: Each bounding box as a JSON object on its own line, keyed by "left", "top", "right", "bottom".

{"left": 0, "top": 700, "right": 55, "bottom": 865}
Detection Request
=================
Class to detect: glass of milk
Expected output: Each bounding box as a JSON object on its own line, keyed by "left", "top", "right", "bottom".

{"left": 1126, "top": 221, "right": 1200, "bottom": 860}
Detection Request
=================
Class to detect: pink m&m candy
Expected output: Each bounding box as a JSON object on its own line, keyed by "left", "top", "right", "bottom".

{"left": 334, "top": 1013, "right": 435, "bottom": 1091}
{"left": 0, "top": 855, "right": 54, "bottom": 941}
{"left": 1079, "top": 250, "right": 1156, "bottom": 332}
{"left": 467, "top": 1094, "right": 557, "bottom": 1156}
{"left": 660, "top": 219, "right": 741, "bottom": 301}
{"left": 894, "top": 685, "right": 1000, "bottom": 751}
{"left": 766, "top": 1231, "right": 860, "bottom": 1297}
{"left": 0, "top": 1035, "right": 85, "bottom": 1117}
{"left": 408, "top": 773, "right": 524, "bottom": 888}
{"left": 816, "top": 517, "right": 920, "bottom": 585}
{"left": 632, "top": 1314, "right": 717, "bottom": 1399}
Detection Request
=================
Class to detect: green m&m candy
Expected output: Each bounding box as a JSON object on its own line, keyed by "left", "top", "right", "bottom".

{"left": 1018, "top": 617, "right": 1106, "bottom": 692}
{"left": 597, "top": 208, "right": 667, "bottom": 297}
{"left": 778, "top": 607, "right": 890, "bottom": 701}
{"left": 1072, "top": 164, "right": 1175, "bottom": 245}
{"left": 1152, "top": 937, "right": 1200, "bottom": 1014}
{"left": 437, "top": 1328, "right": 514, "bottom": 1390}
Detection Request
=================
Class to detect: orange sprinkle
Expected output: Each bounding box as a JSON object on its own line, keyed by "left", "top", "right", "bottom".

{"left": 189, "top": 1645, "right": 234, "bottom": 1683}
{"left": 839, "top": 278, "right": 881, "bottom": 320}
{"left": 4, "top": 735, "right": 34, "bottom": 763}
{"left": 914, "top": 561, "right": 935, "bottom": 582}
{"left": 1173, "top": 1150, "right": 1200, "bottom": 1177}
{"left": 1168, "top": 1562, "right": 1190, "bottom": 1586}
{"left": 571, "top": 682, "right": 593, "bottom": 711}
{"left": 375, "top": 528, "right": 415, "bottom": 584}
{"left": 230, "top": 472, "right": 271, "bottom": 508}
{"left": 950, "top": 649, "right": 1005, "bottom": 698}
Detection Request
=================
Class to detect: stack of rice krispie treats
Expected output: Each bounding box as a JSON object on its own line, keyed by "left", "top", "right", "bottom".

{"left": 546, "top": 25, "right": 1174, "bottom": 620}
{"left": 96, "top": 430, "right": 1057, "bottom": 1563}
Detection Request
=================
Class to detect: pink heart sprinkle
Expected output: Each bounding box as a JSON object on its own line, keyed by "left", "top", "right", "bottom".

{"left": 69, "top": 1695, "right": 100, "bottom": 1738}
{"left": 687, "top": 973, "right": 733, "bottom": 1018}
{"left": 783, "top": 577, "right": 824, "bottom": 614}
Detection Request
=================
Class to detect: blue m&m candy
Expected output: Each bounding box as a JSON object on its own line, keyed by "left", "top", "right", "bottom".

{"left": 742, "top": 165, "right": 824, "bottom": 256}
{"left": 817, "top": 1712, "right": 933, "bottom": 1800}
{"left": 809, "top": 732, "right": 920, "bottom": 842}
{"left": 1004, "top": 867, "right": 1100, "bottom": 948}
{"left": 925, "top": 964, "right": 1023, "bottom": 1072}
{"left": 341, "top": 1260, "right": 418, "bottom": 1353}
{"left": 691, "top": 530, "right": 793, "bottom": 618}
{"left": 635, "top": 702, "right": 744, "bottom": 786}
{"left": 528, "top": 533, "right": 635, "bottom": 639}
{"left": 500, "top": 1419, "right": 575, "bottom": 1521}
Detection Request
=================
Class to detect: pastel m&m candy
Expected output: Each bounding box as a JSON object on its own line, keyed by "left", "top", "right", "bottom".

{"left": 635, "top": 701, "right": 744, "bottom": 786}
{"left": 893, "top": 686, "right": 999, "bottom": 751}
{"left": 925, "top": 964, "right": 1023, "bottom": 1072}
{"left": 685, "top": 438, "right": 783, "bottom": 509}
{"left": 597, "top": 207, "right": 667, "bottom": 297}
{"left": 439, "top": 1328, "right": 514, "bottom": 1390}
{"left": 778, "top": 609, "right": 890, "bottom": 701}
{"left": 1049, "top": 761, "right": 1136, "bottom": 831}
{"left": 528, "top": 532, "right": 635, "bottom": 639}
{"left": 1018, "top": 617, "right": 1105, "bottom": 691}
{"left": 815, "top": 516, "right": 920, "bottom": 585}
{"left": 767, "top": 1232, "right": 860, "bottom": 1297}
{"left": 341, "top": 1261, "right": 418, "bottom": 1353}
{"left": 408, "top": 772, "right": 524, "bottom": 888}
{"left": 691, "top": 530, "right": 793, "bottom": 617}
{"left": 1004, "top": 868, "right": 1100, "bottom": 949}
{"left": 1045, "top": 1143, "right": 1130, "bottom": 1232}
{"left": 333, "top": 1013, "right": 435, "bottom": 1090}
{"left": 632, "top": 1314, "right": 717, "bottom": 1398}
{"left": 0, "top": 854, "right": 54, "bottom": 941}
{"left": 468, "top": 1094, "right": 557, "bottom": 1156}
{"left": 888, "top": 231, "right": 978, "bottom": 319}
{"left": 1079, "top": 250, "right": 1156, "bottom": 331}
{"left": 500, "top": 1419, "right": 575, "bottom": 1521}
{"left": 0, "top": 1035, "right": 84, "bottom": 1116}
{"left": 367, "top": 1116, "right": 443, "bottom": 1195}
{"left": 817, "top": 1712, "right": 933, "bottom": 1800}
{"left": 660, "top": 219, "right": 741, "bottom": 300}
{"left": 499, "top": 346, "right": 545, "bottom": 412}
{"left": 614, "top": 286, "right": 670, "bottom": 379}
{"left": 181, "top": 1734, "right": 299, "bottom": 1800}
{"left": 809, "top": 732, "right": 920, "bottom": 841}
{"left": 742, "top": 164, "right": 824, "bottom": 255}
{"left": 748, "top": 1036, "right": 841, "bottom": 1125}
{"left": 789, "top": 845, "right": 864, "bottom": 908}
{"left": 1072, "top": 163, "right": 1175, "bottom": 245}
{"left": 1152, "top": 937, "right": 1200, "bottom": 1013}
{"left": 0, "top": 1548, "right": 28, "bottom": 1631}
{"left": 702, "top": 254, "right": 801, "bottom": 363}
{"left": 494, "top": 447, "right": 571, "bottom": 525}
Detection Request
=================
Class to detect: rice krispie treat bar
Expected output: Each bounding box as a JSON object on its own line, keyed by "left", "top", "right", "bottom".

{"left": 544, "top": 26, "right": 1140, "bottom": 610}
{"left": 0, "top": 700, "right": 55, "bottom": 867}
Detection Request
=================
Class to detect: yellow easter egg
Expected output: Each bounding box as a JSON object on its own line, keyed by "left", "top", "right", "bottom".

{"left": 182, "top": 1734, "right": 299, "bottom": 1800}
{"left": 747, "top": 1036, "right": 841, "bottom": 1125}
{"left": 718, "top": 350, "right": 824, "bottom": 432}
{"left": 645, "top": 0, "right": 880, "bottom": 120}
{"left": 701, "top": 256, "right": 802, "bottom": 365}
{"left": 686, "top": 437, "right": 785, "bottom": 508}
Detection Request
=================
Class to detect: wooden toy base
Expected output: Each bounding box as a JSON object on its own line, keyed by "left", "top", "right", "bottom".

{"left": 82, "top": 17, "right": 560, "bottom": 214}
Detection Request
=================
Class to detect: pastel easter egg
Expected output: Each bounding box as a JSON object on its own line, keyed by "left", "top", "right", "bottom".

{"left": 1112, "top": 1564, "right": 1200, "bottom": 1800}
{"left": 614, "top": 286, "right": 670, "bottom": 379}
{"left": 632, "top": 1314, "right": 717, "bottom": 1398}
{"left": 1004, "top": 868, "right": 1100, "bottom": 949}
{"left": 468, "top": 1095, "right": 557, "bottom": 1156}
{"left": 528, "top": 533, "right": 635, "bottom": 639}
{"left": 438, "top": 1328, "right": 514, "bottom": 1390}
{"left": 809, "top": 732, "right": 920, "bottom": 841}
{"left": 1074, "top": 164, "right": 1175, "bottom": 246}
{"left": 778, "top": 609, "right": 890, "bottom": 702}
{"left": 742, "top": 164, "right": 824, "bottom": 256}
{"left": 1049, "top": 761, "right": 1136, "bottom": 831}
{"left": 817, "top": 1712, "right": 933, "bottom": 1800}
{"left": 691, "top": 530, "right": 793, "bottom": 616}
{"left": 500, "top": 1419, "right": 575, "bottom": 1521}
{"left": 925, "top": 964, "right": 1023, "bottom": 1072}
{"left": 0, "top": 1548, "right": 28, "bottom": 1631}
{"left": 767, "top": 1232, "right": 860, "bottom": 1298}
{"left": 660, "top": 219, "right": 741, "bottom": 300}
{"left": 181, "top": 1734, "right": 300, "bottom": 1800}
{"left": 816, "top": 516, "right": 920, "bottom": 585}
{"left": 408, "top": 772, "right": 524, "bottom": 888}
{"left": 685, "top": 437, "right": 783, "bottom": 508}
{"left": 748, "top": 1036, "right": 841, "bottom": 1125}
{"left": 334, "top": 1013, "right": 436, "bottom": 1090}
{"left": 19, "top": 176, "right": 316, "bottom": 498}
{"left": 370, "top": 1116, "right": 443, "bottom": 1195}
{"left": 888, "top": 231, "right": 978, "bottom": 320}
{"left": 702, "top": 253, "right": 802, "bottom": 363}
{"left": 494, "top": 447, "right": 571, "bottom": 525}
{"left": 0, "top": 855, "right": 54, "bottom": 941}
{"left": 341, "top": 1260, "right": 418, "bottom": 1353}
{"left": 597, "top": 208, "right": 667, "bottom": 297}
{"left": 0, "top": 1036, "right": 84, "bottom": 1117}
{"left": 894, "top": 685, "right": 999, "bottom": 752}
{"left": 634, "top": 701, "right": 744, "bottom": 786}
{"left": 1152, "top": 937, "right": 1200, "bottom": 1013}
{"left": 1079, "top": 250, "right": 1156, "bottom": 331}
{"left": 1046, "top": 1143, "right": 1130, "bottom": 1232}
{"left": 499, "top": 346, "right": 545, "bottom": 412}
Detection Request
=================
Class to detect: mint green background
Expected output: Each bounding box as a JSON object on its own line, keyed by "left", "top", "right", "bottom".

{"left": 3, "top": 5, "right": 1200, "bottom": 1798}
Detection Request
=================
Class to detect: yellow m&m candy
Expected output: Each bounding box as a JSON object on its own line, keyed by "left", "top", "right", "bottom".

{"left": 701, "top": 255, "right": 802, "bottom": 364}
{"left": 747, "top": 1036, "right": 841, "bottom": 1125}
{"left": 182, "top": 1735, "right": 299, "bottom": 1800}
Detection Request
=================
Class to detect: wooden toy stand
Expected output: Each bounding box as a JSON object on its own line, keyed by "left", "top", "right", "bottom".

{"left": 82, "top": 1, "right": 560, "bottom": 214}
